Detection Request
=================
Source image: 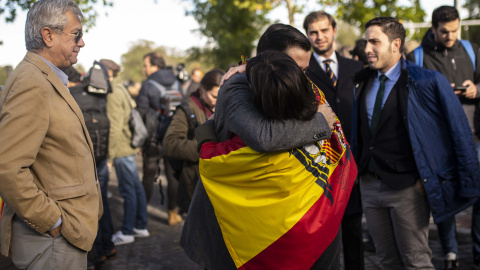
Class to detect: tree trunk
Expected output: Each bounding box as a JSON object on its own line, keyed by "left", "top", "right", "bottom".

{"left": 285, "top": 0, "right": 294, "bottom": 26}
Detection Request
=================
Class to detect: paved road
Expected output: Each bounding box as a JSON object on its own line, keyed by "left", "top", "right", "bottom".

{"left": 0, "top": 154, "right": 477, "bottom": 269}
{"left": 102, "top": 155, "right": 477, "bottom": 270}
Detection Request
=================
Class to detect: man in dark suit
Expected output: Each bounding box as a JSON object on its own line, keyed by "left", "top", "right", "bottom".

{"left": 303, "top": 11, "right": 364, "bottom": 270}
{"left": 352, "top": 17, "right": 477, "bottom": 269}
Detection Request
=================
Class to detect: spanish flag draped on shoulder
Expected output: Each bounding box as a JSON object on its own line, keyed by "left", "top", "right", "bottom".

{"left": 199, "top": 80, "right": 357, "bottom": 270}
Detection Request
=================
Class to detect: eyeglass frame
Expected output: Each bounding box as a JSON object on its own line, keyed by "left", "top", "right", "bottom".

{"left": 63, "top": 30, "right": 83, "bottom": 44}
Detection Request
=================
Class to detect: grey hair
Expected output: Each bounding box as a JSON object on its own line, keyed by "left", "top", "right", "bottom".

{"left": 25, "top": 0, "right": 83, "bottom": 51}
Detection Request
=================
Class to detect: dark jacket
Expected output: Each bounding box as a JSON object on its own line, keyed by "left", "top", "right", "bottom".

{"left": 406, "top": 29, "right": 480, "bottom": 103}
{"left": 163, "top": 92, "right": 212, "bottom": 211}
{"left": 407, "top": 29, "right": 480, "bottom": 136}
{"left": 352, "top": 59, "right": 479, "bottom": 224}
{"left": 306, "top": 52, "right": 363, "bottom": 215}
{"left": 136, "top": 69, "right": 177, "bottom": 111}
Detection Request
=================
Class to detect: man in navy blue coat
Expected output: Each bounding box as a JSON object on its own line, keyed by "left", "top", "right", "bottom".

{"left": 352, "top": 17, "right": 478, "bottom": 269}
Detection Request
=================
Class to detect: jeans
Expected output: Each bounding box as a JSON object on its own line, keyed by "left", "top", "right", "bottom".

{"left": 437, "top": 216, "right": 459, "bottom": 257}
{"left": 94, "top": 159, "right": 114, "bottom": 258}
{"left": 114, "top": 155, "right": 148, "bottom": 235}
{"left": 438, "top": 141, "right": 480, "bottom": 260}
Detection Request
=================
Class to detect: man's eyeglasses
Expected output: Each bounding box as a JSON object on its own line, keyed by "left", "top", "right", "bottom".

{"left": 63, "top": 30, "right": 83, "bottom": 44}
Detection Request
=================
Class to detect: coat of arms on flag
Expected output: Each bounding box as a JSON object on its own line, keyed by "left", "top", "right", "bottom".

{"left": 199, "top": 81, "right": 357, "bottom": 270}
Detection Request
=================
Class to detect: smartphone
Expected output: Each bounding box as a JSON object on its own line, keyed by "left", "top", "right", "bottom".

{"left": 454, "top": 86, "right": 467, "bottom": 92}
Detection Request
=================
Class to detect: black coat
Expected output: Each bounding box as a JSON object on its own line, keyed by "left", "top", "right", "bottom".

{"left": 136, "top": 69, "right": 177, "bottom": 111}
{"left": 306, "top": 52, "right": 363, "bottom": 215}
{"left": 406, "top": 30, "right": 480, "bottom": 139}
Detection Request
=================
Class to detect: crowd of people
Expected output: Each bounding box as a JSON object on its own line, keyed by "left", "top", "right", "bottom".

{"left": 0, "top": 0, "right": 480, "bottom": 270}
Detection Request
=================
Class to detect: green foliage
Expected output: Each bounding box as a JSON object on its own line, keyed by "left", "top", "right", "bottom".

{"left": 335, "top": 20, "right": 360, "bottom": 47}
{"left": 0, "top": 0, "right": 113, "bottom": 30}
{"left": 465, "top": 0, "right": 480, "bottom": 19}
{"left": 461, "top": 25, "right": 480, "bottom": 47}
{"left": 464, "top": 0, "right": 480, "bottom": 46}
{"left": 185, "top": 0, "right": 271, "bottom": 69}
{"left": 317, "top": 0, "right": 426, "bottom": 32}
{"left": 0, "top": 66, "right": 11, "bottom": 86}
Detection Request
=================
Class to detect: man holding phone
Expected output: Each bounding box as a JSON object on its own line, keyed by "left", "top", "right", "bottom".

{"left": 407, "top": 6, "right": 480, "bottom": 270}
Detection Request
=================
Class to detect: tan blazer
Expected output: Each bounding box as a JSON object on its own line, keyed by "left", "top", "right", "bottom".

{"left": 0, "top": 52, "right": 102, "bottom": 255}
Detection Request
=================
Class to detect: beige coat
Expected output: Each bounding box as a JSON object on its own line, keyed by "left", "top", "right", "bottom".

{"left": 0, "top": 52, "right": 102, "bottom": 255}
{"left": 106, "top": 78, "right": 138, "bottom": 162}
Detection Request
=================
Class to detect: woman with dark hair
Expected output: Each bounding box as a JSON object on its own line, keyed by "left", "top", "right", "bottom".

{"left": 163, "top": 68, "right": 224, "bottom": 223}
{"left": 181, "top": 24, "right": 340, "bottom": 270}
{"left": 246, "top": 52, "right": 317, "bottom": 121}
{"left": 198, "top": 51, "right": 356, "bottom": 270}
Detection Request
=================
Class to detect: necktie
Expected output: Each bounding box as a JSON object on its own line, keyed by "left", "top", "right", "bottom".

{"left": 370, "top": 74, "right": 388, "bottom": 132}
{"left": 323, "top": 59, "right": 337, "bottom": 87}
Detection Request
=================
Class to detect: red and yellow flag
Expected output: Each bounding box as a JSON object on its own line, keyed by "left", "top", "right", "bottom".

{"left": 199, "top": 81, "right": 357, "bottom": 269}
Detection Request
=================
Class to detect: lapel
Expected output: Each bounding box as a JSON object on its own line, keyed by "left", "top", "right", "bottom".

{"left": 25, "top": 52, "right": 94, "bottom": 154}
{"left": 335, "top": 53, "right": 349, "bottom": 91}
{"left": 359, "top": 87, "right": 372, "bottom": 142}
{"left": 353, "top": 67, "right": 375, "bottom": 100}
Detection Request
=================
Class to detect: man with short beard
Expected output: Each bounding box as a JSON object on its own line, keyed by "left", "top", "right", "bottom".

{"left": 352, "top": 17, "right": 478, "bottom": 269}
{"left": 407, "top": 7, "right": 480, "bottom": 269}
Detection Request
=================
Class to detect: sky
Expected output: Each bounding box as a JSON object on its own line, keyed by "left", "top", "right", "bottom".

{"left": 0, "top": 0, "right": 463, "bottom": 69}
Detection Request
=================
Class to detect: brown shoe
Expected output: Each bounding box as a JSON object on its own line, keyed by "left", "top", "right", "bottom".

{"left": 168, "top": 209, "right": 182, "bottom": 226}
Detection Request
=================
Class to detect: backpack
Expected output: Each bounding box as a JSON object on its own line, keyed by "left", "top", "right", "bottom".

{"left": 413, "top": 40, "right": 476, "bottom": 71}
{"left": 145, "top": 79, "right": 184, "bottom": 142}
{"left": 82, "top": 61, "right": 112, "bottom": 94}
{"left": 70, "top": 61, "right": 111, "bottom": 162}
{"left": 70, "top": 84, "right": 110, "bottom": 162}
{"left": 118, "top": 86, "right": 149, "bottom": 148}
{"left": 146, "top": 79, "right": 183, "bottom": 113}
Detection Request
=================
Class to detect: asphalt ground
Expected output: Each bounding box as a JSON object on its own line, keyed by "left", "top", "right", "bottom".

{"left": 0, "top": 154, "right": 477, "bottom": 269}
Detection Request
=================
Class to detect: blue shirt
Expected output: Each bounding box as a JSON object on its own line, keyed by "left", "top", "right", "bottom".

{"left": 35, "top": 54, "right": 69, "bottom": 89}
{"left": 365, "top": 60, "right": 401, "bottom": 126}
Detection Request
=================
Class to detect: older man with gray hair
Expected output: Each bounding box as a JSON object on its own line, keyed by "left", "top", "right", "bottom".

{"left": 0, "top": 0, "right": 102, "bottom": 269}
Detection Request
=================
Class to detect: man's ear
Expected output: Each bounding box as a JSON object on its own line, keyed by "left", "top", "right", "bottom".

{"left": 392, "top": 38, "right": 401, "bottom": 53}
{"left": 41, "top": 27, "right": 55, "bottom": 48}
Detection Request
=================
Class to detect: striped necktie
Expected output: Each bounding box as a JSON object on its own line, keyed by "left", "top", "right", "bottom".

{"left": 323, "top": 59, "right": 337, "bottom": 87}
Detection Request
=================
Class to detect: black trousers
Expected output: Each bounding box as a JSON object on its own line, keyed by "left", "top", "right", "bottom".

{"left": 142, "top": 141, "right": 178, "bottom": 210}
{"left": 341, "top": 212, "right": 365, "bottom": 270}
{"left": 310, "top": 230, "right": 342, "bottom": 270}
